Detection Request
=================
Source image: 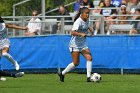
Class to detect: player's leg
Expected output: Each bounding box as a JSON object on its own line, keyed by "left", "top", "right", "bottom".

{"left": 59, "top": 48, "right": 80, "bottom": 82}
{"left": 62, "top": 51, "right": 80, "bottom": 75}
{"left": 0, "top": 68, "right": 5, "bottom": 81}
{"left": 0, "top": 71, "right": 24, "bottom": 81}
{"left": 2, "top": 47, "right": 19, "bottom": 70}
{"left": 81, "top": 48, "right": 92, "bottom": 82}
{"left": 0, "top": 70, "right": 24, "bottom": 80}
{"left": 0, "top": 70, "right": 15, "bottom": 78}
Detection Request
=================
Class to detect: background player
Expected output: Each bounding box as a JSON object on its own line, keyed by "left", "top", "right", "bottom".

{"left": 0, "top": 16, "right": 26, "bottom": 71}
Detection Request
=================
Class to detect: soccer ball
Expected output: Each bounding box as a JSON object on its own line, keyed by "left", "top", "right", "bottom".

{"left": 90, "top": 73, "right": 101, "bottom": 82}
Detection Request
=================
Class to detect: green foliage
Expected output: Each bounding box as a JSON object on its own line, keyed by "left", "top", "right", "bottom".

{"left": 0, "top": 3, "right": 11, "bottom": 16}
{"left": 0, "top": 0, "right": 76, "bottom": 16}
{"left": 64, "top": 0, "right": 76, "bottom": 12}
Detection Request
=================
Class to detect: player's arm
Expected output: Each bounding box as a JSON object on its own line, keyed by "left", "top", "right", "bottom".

{"left": 5, "top": 24, "right": 27, "bottom": 30}
{"left": 88, "top": 27, "right": 93, "bottom": 36}
{"left": 71, "top": 20, "right": 87, "bottom": 37}
{"left": 71, "top": 30, "right": 86, "bottom": 37}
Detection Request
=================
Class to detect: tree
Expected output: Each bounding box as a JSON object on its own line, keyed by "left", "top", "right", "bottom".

{"left": 0, "top": 0, "right": 76, "bottom": 16}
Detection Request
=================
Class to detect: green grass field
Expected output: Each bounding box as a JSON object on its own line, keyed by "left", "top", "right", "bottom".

{"left": 0, "top": 74, "right": 140, "bottom": 93}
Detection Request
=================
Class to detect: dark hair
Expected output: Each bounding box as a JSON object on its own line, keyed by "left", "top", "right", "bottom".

{"left": 0, "top": 17, "right": 4, "bottom": 23}
{"left": 59, "top": 4, "right": 65, "bottom": 9}
{"left": 136, "top": 8, "right": 140, "bottom": 12}
{"left": 74, "top": 7, "right": 89, "bottom": 22}
{"left": 59, "top": 4, "right": 68, "bottom": 11}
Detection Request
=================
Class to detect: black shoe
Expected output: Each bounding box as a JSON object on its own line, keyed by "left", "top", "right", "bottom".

{"left": 87, "top": 77, "right": 91, "bottom": 82}
{"left": 58, "top": 73, "right": 64, "bottom": 82}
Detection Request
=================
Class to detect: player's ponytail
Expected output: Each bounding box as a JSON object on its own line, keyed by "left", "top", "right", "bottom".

{"left": 74, "top": 9, "right": 81, "bottom": 22}
{"left": 0, "top": 17, "right": 4, "bottom": 23}
{"left": 74, "top": 7, "right": 89, "bottom": 22}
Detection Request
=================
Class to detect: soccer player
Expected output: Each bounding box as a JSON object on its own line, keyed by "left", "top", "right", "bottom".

{"left": 0, "top": 16, "right": 26, "bottom": 71}
{"left": 0, "top": 71, "right": 24, "bottom": 81}
{"left": 58, "top": 7, "right": 93, "bottom": 82}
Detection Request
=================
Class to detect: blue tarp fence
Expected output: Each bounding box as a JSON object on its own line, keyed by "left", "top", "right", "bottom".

{"left": 1, "top": 35, "right": 140, "bottom": 70}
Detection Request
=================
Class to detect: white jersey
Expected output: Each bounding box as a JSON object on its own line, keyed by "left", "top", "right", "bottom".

{"left": 0, "top": 23, "right": 7, "bottom": 39}
{"left": 0, "top": 23, "right": 10, "bottom": 49}
{"left": 27, "top": 18, "right": 41, "bottom": 35}
{"left": 69, "top": 17, "right": 89, "bottom": 48}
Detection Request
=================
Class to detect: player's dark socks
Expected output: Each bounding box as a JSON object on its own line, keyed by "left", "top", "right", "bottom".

{"left": 58, "top": 73, "right": 64, "bottom": 82}
{"left": 0, "top": 70, "right": 14, "bottom": 77}
{"left": 87, "top": 77, "right": 91, "bottom": 82}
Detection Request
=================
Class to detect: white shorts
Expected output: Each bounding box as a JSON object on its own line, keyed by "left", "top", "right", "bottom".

{"left": 0, "top": 38, "right": 10, "bottom": 50}
{"left": 69, "top": 47, "right": 88, "bottom": 52}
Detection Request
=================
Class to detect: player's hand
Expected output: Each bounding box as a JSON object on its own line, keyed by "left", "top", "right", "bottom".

{"left": 80, "top": 33, "right": 87, "bottom": 37}
{"left": 22, "top": 27, "right": 28, "bottom": 30}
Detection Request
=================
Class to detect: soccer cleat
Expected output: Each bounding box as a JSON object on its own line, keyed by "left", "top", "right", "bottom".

{"left": 15, "top": 72, "right": 24, "bottom": 78}
{"left": 87, "top": 77, "right": 91, "bottom": 82}
{"left": 15, "top": 63, "right": 20, "bottom": 71}
{"left": 58, "top": 73, "right": 64, "bottom": 82}
{"left": 0, "top": 77, "right": 6, "bottom": 81}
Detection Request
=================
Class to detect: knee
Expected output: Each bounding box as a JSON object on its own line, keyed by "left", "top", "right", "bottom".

{"left": 2, "top": 52, "right": 10, "bottom": 59}
{"left": 2, "top": 52, "right": 7, "bottom": 57}
{"left": 73, "top": 62, "right": 79, "bottom": 66}
{"left": 86, "top": 56, "right": 93, "bottom": 61}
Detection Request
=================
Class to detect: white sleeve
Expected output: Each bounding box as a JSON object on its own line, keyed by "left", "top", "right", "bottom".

{"left": 71, "top": 20, "right": 80, "bottom": 31}
{"left": 87, "top": 20, "right": 91, "bottom": 28}
{"left": 35, "top": 20, "right": 41, "bottom": 30}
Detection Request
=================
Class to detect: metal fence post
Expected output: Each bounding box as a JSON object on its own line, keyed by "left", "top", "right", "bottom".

{"left": 61, "top": 17, "right": 65, "bottom": 34}
{"left": 20, "top": 17, "right": 26, "bottom": 36}
{"left": 100, "top": 16, "right": 105, "bottom": 35}
{"left": 41, "top": 0, "right": 45, "bottom": 32}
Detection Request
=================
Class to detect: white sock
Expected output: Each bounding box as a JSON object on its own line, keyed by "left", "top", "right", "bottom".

{"left": 94, "top": 30, "right": 97, "bottom": 35}
{"left": 106, "top": 31, "right": 110, "bottom": 35}
{"left": 62, "top": 62, "right": 75, "bottom": 75}
{"left": 87, "top": 61, "right": 92, "bottom": 78}
{"left": 2, "top": 52, "right": 18, "bottom": 65}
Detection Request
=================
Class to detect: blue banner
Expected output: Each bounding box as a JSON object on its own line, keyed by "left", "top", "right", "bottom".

{"left": 0, "top": 35, "right": 140, "bottom": 70}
